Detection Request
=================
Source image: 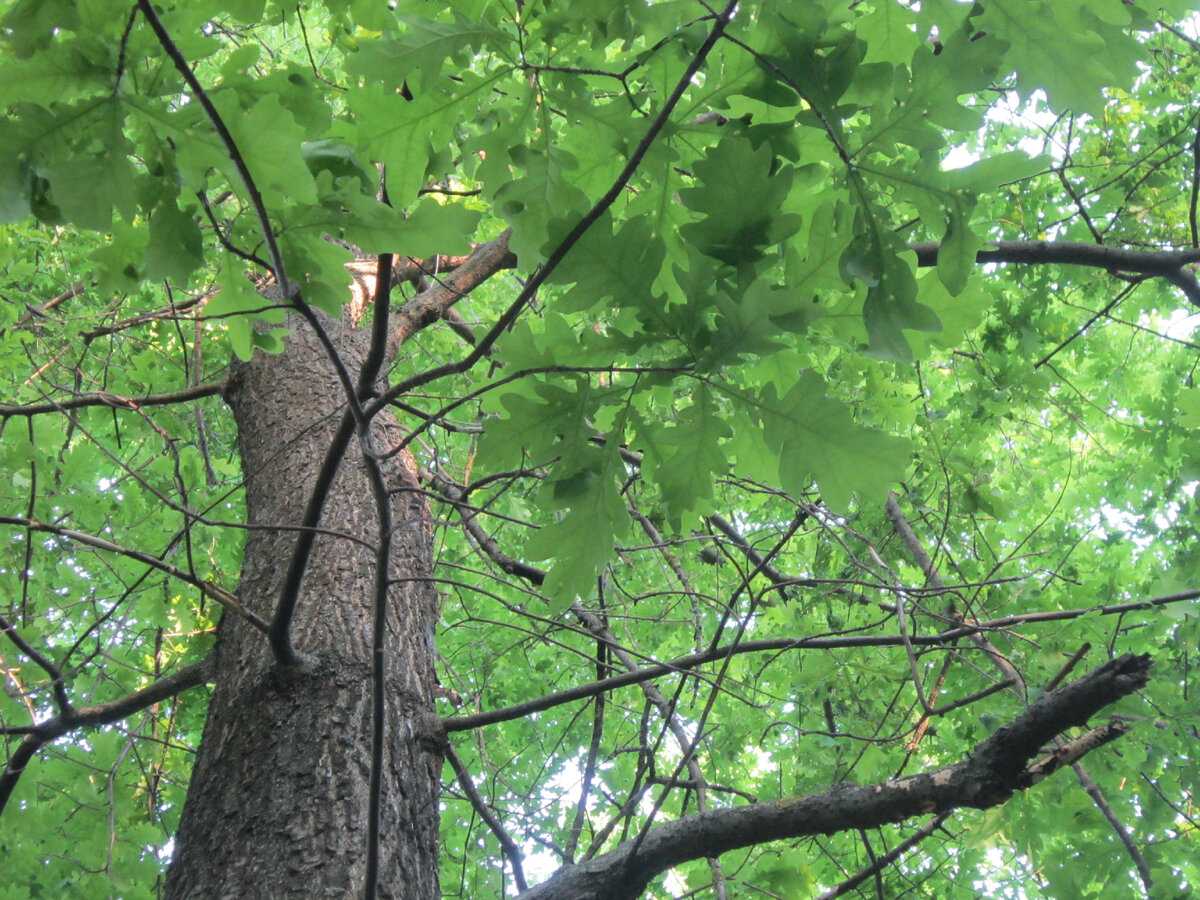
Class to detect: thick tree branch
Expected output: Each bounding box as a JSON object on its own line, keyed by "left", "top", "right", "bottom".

{"left": 517, "top": 654, "right": 1151, "bottom": 900}
{"left": 345, "top": 250, "right": 495, "bottom": 287}
{"left": 910, "top": 240, "right": 1200, "bottom": 306}
{"left": 884, "top": 494, "right": 1151, "bottom": 880}
{"left": 387, "top": 228, "right": 515, "bottom": 355}
{"left": 909, "top": 239, "right": 1200, "bottom": 272}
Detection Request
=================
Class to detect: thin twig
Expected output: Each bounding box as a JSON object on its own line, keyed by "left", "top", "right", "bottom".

{"left": 445, "top": 743, "right": 529, "bottom": 893}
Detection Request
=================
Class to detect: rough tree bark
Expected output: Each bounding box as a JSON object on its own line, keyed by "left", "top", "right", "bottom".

{"left": 164, "top": 313, "right": 444, "bottom": 899}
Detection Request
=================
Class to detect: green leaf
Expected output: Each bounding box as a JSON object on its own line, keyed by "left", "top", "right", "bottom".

{"left": 783, "top": 199, "right": 856, "bottom": 302}
{"left": 679, "top": 137, "right": 803, "bottom": 267}
{"left": 477, "top": 380, "right": 600, "bottom": 474}
{"left": 208, "top": 253, "right": 286, "bottom": 361}
{"left": 0, "top": 40, "right": 107, "bottom": 107}
{"left": 219, "top": 94, "right": 318, "bottom": 206}
{"left": 908, "top": 274, "right": 992, "bottom": 357}
{"left": 346, "top": 13, "right": 493, "bottom": 92}
{"left": 856, "top": 0, "right": 921, "bottom": 67}
{"left": 1176, "top": 388, "right": 1200, "bottom": 430}
{"left": 224, "top": 0, "right": 267, "bottom": 24}
{"left": 737, "top": 5, "right": 864, "bottom": 115}
{"left": 491, "top": 144, "right": 591, "bottom": 264}
{"left": 699, "top": 279, "right": 791, "bottom": 369}
{"left": 391, "top": 198, "right": 482, "bottom": 257}
{"left": 39, "top": 132, "right": 138, "bottom": 232}
{"left": 547, "top": 214, "right": 666, "bottom": 315}
{"left": 0, "top": 0, "right": 80, "bottom": 56}
{"left": 88, "top": 220, "right": 147, "bottom": 294}
{"left": 145, "top": 201, "right": 203, "bottom": 284}
{"left": 647, "top": 384, "right": 731, "bottom": 527}
{"left": 277, "top": 229, "right": 355, "bottom": 314}
{"left": 523, "top": 477, "right": 625, "bottom": 614}
{"left": 302, "top": 139, "right": 375, "bottom": 195}
{"left": 0, "top": 157, "right": 34, "bottom": 223}
{"left": 351, "top": 76, "right": 493, "bottom": 205}
{"left": 755, "top": 371, "right": 912, "bottom": 511}
{"left": 976, "top": 0, "right": 1140, "bottom": 115}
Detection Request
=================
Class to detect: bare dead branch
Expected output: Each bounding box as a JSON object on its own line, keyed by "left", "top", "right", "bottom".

{"left": 445, "top": 742, "right": 530, "bottom": 892}
{"left": 7, "top": 282, "right": 87, "bottom": 331}
{"left": 816, "top": 814, "right": 950, "bottom": 900}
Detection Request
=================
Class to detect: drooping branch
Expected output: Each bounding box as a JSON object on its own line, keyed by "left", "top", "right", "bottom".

{"left": 0, "top": 611, "right": 69, "bottom": 714}
{"left": 1068, "top": 752, "right": 1153, "bottom": 888}
{"left": 817, "top": 813, "right": 949, "bottom": 900}
{"left": 445, "top": 742, "right": 529, "bottom": 893}
{"left": 0, "top": 653, "right": 215, "bottom": 815}
{"left": 885, "top": 492, "right": 1026, "bottom": 694}
{"left": 517, "top": 654, "right": 1151, "bottom": 900}
{"left": 706, "top": 513, "right": 793, "bottom": 600}
{"left": 137, "top": 0, "right": 290, "bottom": 295}
{"left": 910, "top": 240, "right": 1200, "bottom": 305}
{"left": 358, "top": 258, "right": 399, "bottom": 898}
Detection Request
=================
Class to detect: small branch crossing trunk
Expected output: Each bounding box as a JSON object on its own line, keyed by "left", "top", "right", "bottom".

{"left": 165, "top": 316, "right": 443, "bottom": 899}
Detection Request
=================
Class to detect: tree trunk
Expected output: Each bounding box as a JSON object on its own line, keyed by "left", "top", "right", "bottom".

{"left": 164, "top": 315, "right": 443, "bottom": 899}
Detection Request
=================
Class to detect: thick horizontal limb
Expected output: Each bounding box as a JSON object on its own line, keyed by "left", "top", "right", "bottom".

{"left": 911, "top": 240, "right": 1200, "bottom": 305}
{"left": 518, "top": 654, "right": 1151, "bottom": 900}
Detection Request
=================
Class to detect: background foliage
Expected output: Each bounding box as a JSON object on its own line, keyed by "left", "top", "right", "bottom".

{"left": 1, "top": 0, "right": 1198, "bottom": 897}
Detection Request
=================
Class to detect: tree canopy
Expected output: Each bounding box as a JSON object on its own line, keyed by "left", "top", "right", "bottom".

{"left": 0, "top": 0, "right": 1198, "bottom": 898}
